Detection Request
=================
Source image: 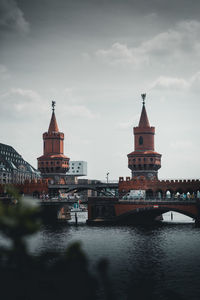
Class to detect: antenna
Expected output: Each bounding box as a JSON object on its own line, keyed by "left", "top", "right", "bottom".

{"left": 52, "top": 101, "right": 56, "bottom": 112}
{"left": 141, "top": 93, "right": 146, "bottom": 105}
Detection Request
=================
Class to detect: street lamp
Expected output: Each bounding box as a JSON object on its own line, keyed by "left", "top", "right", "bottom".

{"left": 106, "top": 172, "right": 109, "bottom": 183}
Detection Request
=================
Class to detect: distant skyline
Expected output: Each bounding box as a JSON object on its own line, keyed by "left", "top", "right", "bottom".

{"left": 1, "top": 0, "right": 200, "bottom": 180}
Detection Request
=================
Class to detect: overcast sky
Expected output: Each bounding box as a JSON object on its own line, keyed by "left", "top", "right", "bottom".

{"left": 1, "top": 0, "right": 200, "bottom": 181}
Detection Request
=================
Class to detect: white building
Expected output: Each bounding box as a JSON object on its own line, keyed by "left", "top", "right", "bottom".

{"left": 66, "top": 161, "right": 87, "bottom": 176}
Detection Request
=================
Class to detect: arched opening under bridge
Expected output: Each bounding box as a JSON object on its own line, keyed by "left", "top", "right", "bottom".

{"left": 115, "top": 206, "right": 196, "bottom": 225}
{"left": 162, "top": 211, "right": 194, "bottom": 223}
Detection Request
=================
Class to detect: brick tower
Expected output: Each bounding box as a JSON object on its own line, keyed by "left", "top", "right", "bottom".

{"left": 127, "top": 94, "right": 161, "bottom": 179}
{"left": 37, "top": 101, "right": 70, "bottom": 184}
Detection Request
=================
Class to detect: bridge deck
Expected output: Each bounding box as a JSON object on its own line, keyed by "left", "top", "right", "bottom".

{"left": 48, "top": 183, "right": 118, "bottom": 189}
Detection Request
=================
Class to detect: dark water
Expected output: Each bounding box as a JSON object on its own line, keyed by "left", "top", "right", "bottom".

{"left": 25, "top": 212, "right": 200, "bottom": 300}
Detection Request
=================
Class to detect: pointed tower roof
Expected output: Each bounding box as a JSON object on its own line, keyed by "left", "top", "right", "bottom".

{"left": 138, "top": 104, "right": 150, "bottom": 127}
{"left": 138, "top": 94, "right": 150, "bottom": 127}
{"left": 48, "top": 101, "right": 59, "bottom": 133}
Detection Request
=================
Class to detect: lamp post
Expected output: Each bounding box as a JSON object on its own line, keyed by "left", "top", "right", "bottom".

{"left": 106, "top": 172, "right": 109, "bottom": 184}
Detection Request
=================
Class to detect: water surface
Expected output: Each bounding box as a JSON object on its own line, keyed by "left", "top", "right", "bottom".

{"left": 25, "top": 212, "right": 200, "bottom": 300}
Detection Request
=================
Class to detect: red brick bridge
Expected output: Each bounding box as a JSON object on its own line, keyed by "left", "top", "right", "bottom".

{"left": 87, "top": 197, "right": 200, "bottom": 225}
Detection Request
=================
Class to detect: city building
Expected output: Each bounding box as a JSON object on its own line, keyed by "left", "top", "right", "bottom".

{"left": 67, "top": 161, "right": 87, "bottom": 176}
{"left": 37, "top": 101, "right": 70, "bottom": 184}
{"left": 64, "top": 161, "right": 87, "bottom": 185}
{"left": 0, "top": 143, "right": 40, "bottom": 184}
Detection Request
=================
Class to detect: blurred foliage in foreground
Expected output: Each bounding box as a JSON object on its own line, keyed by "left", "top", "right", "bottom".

{"left": 0, "top": 186, "right": 113, "bottom": 300}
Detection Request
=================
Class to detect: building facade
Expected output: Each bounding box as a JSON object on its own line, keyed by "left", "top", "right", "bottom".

{"left": 0, "top": 143, "right": 40, "bottom": 184}
{"left": 67, "top": 161, "right": 87, "bottom": 176}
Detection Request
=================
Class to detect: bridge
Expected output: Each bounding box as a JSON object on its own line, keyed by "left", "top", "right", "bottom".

{"left": 48, "top": 182, "right": 119, "bottom": 196}
{"left": 38, "top": 199, "right": 74, "bottom": 222}
{"left": 2, "top": 195, "right": 199, "bottom": 225}
{"left": 87, "top": 197, "right": 200, "bottom": 225}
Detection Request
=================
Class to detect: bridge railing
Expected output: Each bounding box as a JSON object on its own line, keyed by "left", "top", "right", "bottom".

{"left": 120, "top": 196, "right": 199, "bottom": 201}
{"left": 100, "top": 180, "right": 119, "bottom": 183}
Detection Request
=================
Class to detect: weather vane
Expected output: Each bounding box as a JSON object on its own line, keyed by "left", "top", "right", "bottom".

{"left": 141, "top": 93, "right": 146, "bottom": 105}
{"left": 52, "top": 101, "right": 56, "bottom": 112}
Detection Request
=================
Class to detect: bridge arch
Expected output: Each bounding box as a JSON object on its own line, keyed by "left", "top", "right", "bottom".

{"left": 175, "top": 188, "right": 183, "bottom": 194}
{"left": 155, "top": 189, "right": 163, "bottom": 199}
{"left": 116, "top": 206, "right": 197, "bottom": 224}
{"left": 164, "top": 189, "right": 175, "bottom": 198}
{"left": 185, "top": 188, "right": 194, "bottom": 195}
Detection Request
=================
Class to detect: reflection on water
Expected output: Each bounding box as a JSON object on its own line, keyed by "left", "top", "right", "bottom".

{"left": 23, "top": 212, "right": 200, "bottom": 300}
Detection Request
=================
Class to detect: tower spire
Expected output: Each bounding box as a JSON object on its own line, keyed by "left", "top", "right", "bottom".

{"left": 48, "top": 101, "right": 59, "bottom": 133}
{"left": 138, "top": 93, "right": 150, "bottom": 127}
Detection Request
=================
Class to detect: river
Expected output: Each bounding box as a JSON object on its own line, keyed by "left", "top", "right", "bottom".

{"left": 23, "top": 211, "right": 200, "bottom": 300}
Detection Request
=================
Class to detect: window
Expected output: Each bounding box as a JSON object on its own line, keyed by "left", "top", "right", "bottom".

{"left": 139, "top": 136, "right": 143, "bottom": 145}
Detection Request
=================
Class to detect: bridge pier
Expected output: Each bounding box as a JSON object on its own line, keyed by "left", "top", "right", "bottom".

{"left": 195, "top": 199, "right": 200, "bottom": 227}
{"left": 40, "top": 203, "right": 71, "bottom": 223}
{"left": 87, "top": 197, "right": 117, "bottom": 225}
{"left": 195, "top": 217, "right": 200, "bottom": 227}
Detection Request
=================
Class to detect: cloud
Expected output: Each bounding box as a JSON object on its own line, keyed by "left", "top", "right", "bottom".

{"left": 59, "top": 88, "right": 99, "bottom": 118}
{"left": 117, "top": 114, "right": 140, "bottom": 130}
{"left": 0, "top": 0, "right": 30, "bottom": 34}
{"left": 96, "top": 42, "right": 147, "bottom": 66}
{"left": 63, "top": 105, "right": 98, "bottom": 119}
{"left": 81, "top": 52, "right": 90, "bottom": 61}
{"left": 95, "top": 20, "right": 200, "bottom": 67}
{"left": 61, "top": 87, "right": 84, "bottom": 104}
{"left": 117, "top": 121, "right": 132, "bottom": 130}
{"left": 0, "top": 64, "right": 10, "bottom": 79}
{"left": 189, "top": 71, "right": 200, "bottom": 92}
{"left": 150, "top": 76, "right": 189, "bottom": 90}
{"left": 150, "top": 71, "right": 200, "bottom": 92}
{"left": 0, "top": 88, "right": 46, "bottom": 120}
{"left": 170, "top": 140, "right": 194, "bottom": 150}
